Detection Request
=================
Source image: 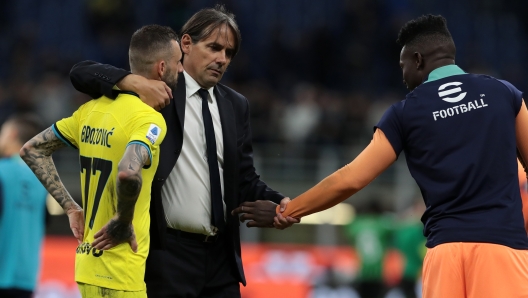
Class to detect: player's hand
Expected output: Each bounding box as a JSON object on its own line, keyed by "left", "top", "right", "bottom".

{"left": 92, "top": 217, "right": 138, "bottom": 253}
{"left": 273, "top": 197, "right": 300, "bottom": 230}
{"left": 117, "top": 74, "right": 172, "bottom": 111}
{"left": 278, "top": 197, "right": 291, "bottom": 213}
{"left": 65, "top": 203, "right": 85, "bottom": 244}
{"left": 231, "top": 200, "right": 280, "bottom": 228}
{"left": 273, "top": 212, "right": 300, "bottom": 230}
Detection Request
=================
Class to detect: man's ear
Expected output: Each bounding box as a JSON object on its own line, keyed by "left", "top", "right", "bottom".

{"left": 156, "top": 60, "right": 166, "bottom": 79}
{"left": 180, "top": 34, "right": 192, "bottom": 55}
{"left": 414, "top": 52, "right": 424, "bottom": 70}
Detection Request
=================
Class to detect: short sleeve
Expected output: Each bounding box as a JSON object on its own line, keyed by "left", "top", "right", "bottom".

{"left": 127, "top": 112, "right": 167, "bottom": 168}
{"left": 53, "top": 105, "right": 86, "bottom": 149}
{"left": 499, "top": 79, "right": 523, "bottom": 114}
{"left": 374, "top": 104, "right": 405, "bottom": 156}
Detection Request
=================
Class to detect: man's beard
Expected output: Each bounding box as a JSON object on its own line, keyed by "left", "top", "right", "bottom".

{"left": 162, "top": 71, "right": 178, "bottom": 92}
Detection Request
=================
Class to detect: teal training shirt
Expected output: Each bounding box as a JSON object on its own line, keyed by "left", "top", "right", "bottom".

{"left": 0, "top": 155, "right": 48, "bottom": 291}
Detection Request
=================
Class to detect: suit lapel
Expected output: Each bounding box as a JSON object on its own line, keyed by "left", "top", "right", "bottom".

{"left": 174, "top": 74, "right": 186, "bottom": 132}
{"left": 215, "top": 87, "right": 236, "bottom": 212}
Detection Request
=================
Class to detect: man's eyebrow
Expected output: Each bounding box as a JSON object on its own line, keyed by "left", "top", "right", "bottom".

{"left": 207, "top": 41, "right": 221, "bottom": 46}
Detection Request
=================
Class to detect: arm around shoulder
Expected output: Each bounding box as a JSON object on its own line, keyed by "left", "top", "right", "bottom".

{"left": 117, "top": 75, "right": 173, "bottom": 111}
{"left": 70, "top": 60, "right": 131, "bottom": 99}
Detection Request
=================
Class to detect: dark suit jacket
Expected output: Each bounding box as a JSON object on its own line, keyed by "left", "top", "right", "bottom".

{"left": 69, "top": 61, "right": 285, "bottom": 285}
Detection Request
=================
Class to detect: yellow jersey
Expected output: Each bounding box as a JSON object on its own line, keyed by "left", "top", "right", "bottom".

{"left": 53, "top": 93, "right": 166, "bottom": 291}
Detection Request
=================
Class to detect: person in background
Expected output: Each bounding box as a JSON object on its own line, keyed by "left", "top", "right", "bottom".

{"left": 69, "top": 5, "right": 297, "bottom": 297}
{"left": 0, "top": 114, "right": 49, "bottom": 298}
{"left": 275, "top": 14, "right": 528, "bottom": 298}
{"left": 392, "top": 198, "right": 426, "bottom": 298}
{"left": 20, "top": 24, "right": 176, "bottom": 297}
{"left": 345, "top": 201, "right": 392, "bottom": 298}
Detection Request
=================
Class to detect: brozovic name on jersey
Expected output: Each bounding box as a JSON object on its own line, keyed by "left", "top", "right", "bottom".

{"left": 80, "top": 125, "right": 114, "bottom": 148}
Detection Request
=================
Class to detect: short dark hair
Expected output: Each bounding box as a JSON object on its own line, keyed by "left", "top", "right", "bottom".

{"left": 396, "top": 14, "right": 454, "bottom": 50}
{"left": 129, "top": 25, "right": 180, "bottom": 75}
{"left": 6, "top": 114, "right": 44, "bottom": 144}
{"left": 180, "top": 4, "right": 241, "bottom": 58}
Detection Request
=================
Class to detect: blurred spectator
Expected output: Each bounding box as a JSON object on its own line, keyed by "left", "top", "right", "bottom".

{"left": 392, "top": 199, "right": 426, "bottom": 298}
{"left": 31, "top": 72, "right": 75, "bottom": 127}
{"left": 9, "top": 80, "right": 35, "bottom": 114}
{"left": 345, "top": 201, "right": 393, "bottom": 298}
{"left": 280, "top": 83, "right": 321, "bottom": 144}
{"left": 309, "top": 89, "right": 346, "bottom": 146}
{"left": 0, "top": 114, "right": 49, "bottom": 298}
{"left": 242, "top": 81, "right": 282, "bottom": 143}
{"left": 0, "top": 84, "right": 14, "bottom": 126}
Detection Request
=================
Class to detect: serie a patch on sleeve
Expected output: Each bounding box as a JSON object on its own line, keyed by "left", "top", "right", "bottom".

{"left": 146, "top": 124, "right": 162, "bottom": 145}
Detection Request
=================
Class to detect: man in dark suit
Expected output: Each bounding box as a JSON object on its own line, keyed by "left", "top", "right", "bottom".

{"left": 69, "top": 5, "right": 296, "bottom": 298}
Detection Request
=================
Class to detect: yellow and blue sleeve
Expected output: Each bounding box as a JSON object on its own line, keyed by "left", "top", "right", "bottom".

{"left": 53, "top": 106, "right": 86, "bottom": 149}
{"left": 127, "top": 112, "right": 167, "bottom": 168}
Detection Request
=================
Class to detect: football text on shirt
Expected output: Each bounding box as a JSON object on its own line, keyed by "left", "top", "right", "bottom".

{"left": 80, "top": 125, "right": 114, "bottom": 148}
{"left": 432, "top": 98, "right": 488, "bottom": 121}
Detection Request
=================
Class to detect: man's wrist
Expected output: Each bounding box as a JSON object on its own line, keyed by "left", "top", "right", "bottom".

{"left": 114, "top": 212, "right": 133, "bottom": 224}
{"left": 107, "top": 219, "right": 132, "bottom": 242}
{"left": 64, "top": 200, "right": 81, "bottom": 214}
{"left": 116, "top": 74, "right": 140, "bottom": 92}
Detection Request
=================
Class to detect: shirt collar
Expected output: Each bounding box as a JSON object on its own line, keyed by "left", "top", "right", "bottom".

{"left": 183, "top": 71, "right": 214, "bottom": 102}
{"left": 423, "top": 64, "right": 466, "bottom": 83}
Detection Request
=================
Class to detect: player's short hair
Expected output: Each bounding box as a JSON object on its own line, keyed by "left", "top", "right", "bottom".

{"left": 129, "top": 25, "right": 180, "bottom": 75}
{"left": 6, "top": 114, "right": 44, "bottom": 144}
{"left": 180, "top": 4, "right": 241, "bottom": 58}
{"left": 396, "top": 14, "right": 455, "bottom": 51}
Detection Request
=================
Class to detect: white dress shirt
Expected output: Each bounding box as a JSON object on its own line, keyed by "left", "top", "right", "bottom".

{"left": 161, "top": 71, "right": 225, "bottom": 235}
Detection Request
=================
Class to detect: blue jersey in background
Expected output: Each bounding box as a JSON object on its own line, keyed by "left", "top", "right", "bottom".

{"left": 0, "top": 155, "right": 48, "bottom": 291}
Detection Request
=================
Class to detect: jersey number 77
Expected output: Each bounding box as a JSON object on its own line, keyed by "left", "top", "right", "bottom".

{"left": 80, "top": 156, "right": 112, "bottom": 229}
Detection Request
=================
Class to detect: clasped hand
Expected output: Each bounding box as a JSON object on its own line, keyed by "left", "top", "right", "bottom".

{"left": 231, "top": 198, "right": 300, "bottom": 230}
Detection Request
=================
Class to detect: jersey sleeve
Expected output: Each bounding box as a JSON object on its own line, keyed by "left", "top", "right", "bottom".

{"left": 374, "top": 103, "right": 405, "bottom": 156}
{"left": 127, "top": 111, "right": 167, "bottom": 168}
{"left": 498, "top": 79, "right": 523, "bottom": 114}
{"left": 52, "top": 104, "right": 86, "bottom": 149}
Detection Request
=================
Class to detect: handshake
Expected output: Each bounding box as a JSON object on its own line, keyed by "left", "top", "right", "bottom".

{"left": 231, "top": 198, "right": 300, "bottom": 230}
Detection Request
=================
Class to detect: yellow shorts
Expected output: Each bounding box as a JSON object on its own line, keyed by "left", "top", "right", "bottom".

{"left": 77, "top": 283, "right": 146, "bottom": 298}
{"left": 422, "top": 242, "right": 528, "bottom": 298}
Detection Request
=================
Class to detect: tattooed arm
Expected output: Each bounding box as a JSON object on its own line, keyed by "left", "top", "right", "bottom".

{"left": 92, "top": 143, "right": 150, "bottom": 252}
{"left": 19, "top": 127, "right": 85, "bottom": 243}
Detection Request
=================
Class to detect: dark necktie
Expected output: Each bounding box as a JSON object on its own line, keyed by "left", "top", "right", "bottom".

{"left": 198, "top": 88, "right": 225, "bottom": 232}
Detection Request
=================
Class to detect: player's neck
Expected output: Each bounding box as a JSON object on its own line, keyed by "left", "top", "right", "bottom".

{"left": 424, "top": 58, "right": 456, "bottom": 80}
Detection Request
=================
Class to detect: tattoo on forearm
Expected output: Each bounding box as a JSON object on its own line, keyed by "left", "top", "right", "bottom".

{"left": 115, "top": 144, "right": 148, "bottom": 223}
{"left": 116, "top": 175, "right": 141, "bottom": 222}
{"left": 106, "top": 219, "right": 133, "bottom": 244}
{"left": 20, "top": 127, "right": 76, "bottom": 211}
{"left": 133, "top": 143, "right": 150, "bottom": 167}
